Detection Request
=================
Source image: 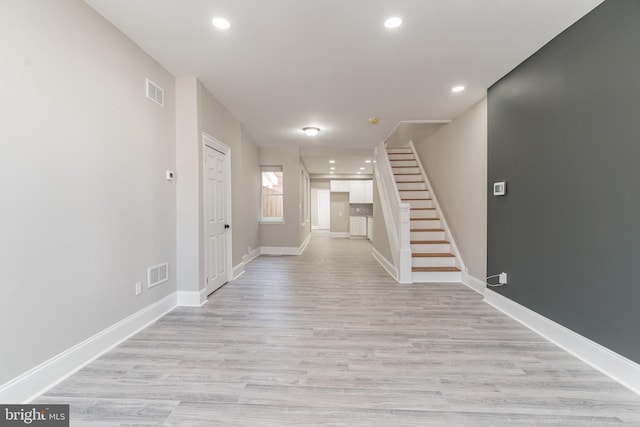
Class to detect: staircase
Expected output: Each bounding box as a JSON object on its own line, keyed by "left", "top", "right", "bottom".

{"left": 387, "top": 147, "right": 462, "bottom": 283}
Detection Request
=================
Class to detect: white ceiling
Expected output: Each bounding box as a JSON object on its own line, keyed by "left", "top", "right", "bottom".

{"left": 83, "top": 0, "right": 603, "bottom": 174}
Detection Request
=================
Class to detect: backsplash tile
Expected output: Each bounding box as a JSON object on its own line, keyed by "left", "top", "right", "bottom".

{"left": 349, "top": 203, "right": 373, "bottom": 216}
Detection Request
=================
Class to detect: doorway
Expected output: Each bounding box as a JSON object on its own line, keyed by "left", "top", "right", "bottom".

{"left": 203, "top": 134, "right": 232, "bottom": 295}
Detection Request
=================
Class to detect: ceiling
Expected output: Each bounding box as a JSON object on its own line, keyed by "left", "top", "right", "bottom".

{"left": 83, "top": 0, "right": 603, "bottom": 175}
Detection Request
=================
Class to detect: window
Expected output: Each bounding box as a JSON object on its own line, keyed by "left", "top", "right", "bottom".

{"left": 261, "top": 166, "right": 284, "bottom": 222}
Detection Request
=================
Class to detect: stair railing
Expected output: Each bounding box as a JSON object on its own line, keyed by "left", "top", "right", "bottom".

{"left": 373, "top": 141, "right": 413, "bottom": 283}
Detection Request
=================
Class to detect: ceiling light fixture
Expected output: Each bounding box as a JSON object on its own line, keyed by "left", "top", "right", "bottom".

{"left": 303, "top": 127, "right": 320, "bottom": 136}
{"left": 329, "top": 160, "right": 335, "bottom": 164}
{"left": 360, "top": 167, "right": 365, "bottom": 170}
{"left": 330, "top": 167, "right": 336, "bottom": 170}
{"left": 212, "top": 17, "right": 231, "bottom": 30}
{"left": 384, "top": 17, "right": 402, "bottom": 29}
{"left": 365, "top": 160, "right": 372, "bottom": 164}
{"left": 451, "top": 85, "right": 465, "bottom": 93}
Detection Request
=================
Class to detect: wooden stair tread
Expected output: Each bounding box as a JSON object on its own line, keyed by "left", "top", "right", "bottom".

{"left": 397, "top": 181, "right": 425, "bottom": 183}
{"left": 411, "top": 217, "right": 440, "bottom": 221}
{"left": 410, "top": 207, "right": 436, "bottom": 210}
{"left": 400, "top": 189, "right": 430, "bottom": 192}
{"left": 412, "top": 252, "right": 455, "bottom": 258}
{"left": 401, "top": 198, "right": 432, "bottom": 201}
{"left": 411, "top": 240, "right": 450, "bottom": 244}
{"left": 411, "top": 228, "right": 445, "bottom": 232}
{"left": 392, "top": 166, "right": 418, "bottom": 168}
{"left": 412, "top": 266, "right": 461, "bottom": 272}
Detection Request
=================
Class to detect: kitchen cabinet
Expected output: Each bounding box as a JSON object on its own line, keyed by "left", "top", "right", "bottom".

{"left": 330, "top": 180, "right": 350, "bottom": 192}
{"left": 349, "top": 180, "right": 365, "bottom": 203}
{"left": 349, "top": 216, "right": 367, "bottom": 237}
{"left": 364, "top": 180, "right": 373, "bottom": 203}
{"left": 367, "top": 217, "right": 373, "bottom": 240}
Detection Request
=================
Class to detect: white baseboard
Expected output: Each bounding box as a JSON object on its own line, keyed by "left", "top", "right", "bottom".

{"left": 176, "top": 288, "right": 208, "bottom": 307}
{"left": 299, "top": 232, "right": 311, "bottom": 255}
{"left": 261, "top": 234, "right": 312, "bottom": 256}
{"left": 330, "top": 232, "right": 349, "bottom": 238}
{"left": 462, "top": 272, "right": 485, "bottom": 295}
{"left": 233, "top": 248, "right": 261, "bottom": 279}
{"left": 0, "top": 293, "right": 177, "bottom": 404}
{"left": 372, "top": 248, "right": 398, "bottom": 282}
{"left": 484, "top": 289, "right": 640, "bottom": 395}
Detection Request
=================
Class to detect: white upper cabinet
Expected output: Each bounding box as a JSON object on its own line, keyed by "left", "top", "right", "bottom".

{"left": 330, "top": 180, "right": 350, "bottom": 192}
{"left": 349, "top": 180, "right": 372, "bottom": 203}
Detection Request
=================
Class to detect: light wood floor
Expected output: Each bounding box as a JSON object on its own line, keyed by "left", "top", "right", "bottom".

{"left": 38, "top": 236, "right": 640, "bottom": 426}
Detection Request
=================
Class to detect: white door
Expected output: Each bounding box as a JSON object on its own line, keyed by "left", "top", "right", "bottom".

{"left": 317, "top": 190, "right": 330, "bottom": 229}
{"left": 204, "top": 144, "right": 229, "bottom": 294}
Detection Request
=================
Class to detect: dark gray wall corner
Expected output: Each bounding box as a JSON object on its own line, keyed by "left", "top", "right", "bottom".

{"left": 487, "top": 0, "right": 640, "bottom": 363}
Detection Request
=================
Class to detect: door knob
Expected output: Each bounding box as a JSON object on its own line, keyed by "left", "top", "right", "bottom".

{"left": 224, "top": 224, "right": 230, "bottom": 229}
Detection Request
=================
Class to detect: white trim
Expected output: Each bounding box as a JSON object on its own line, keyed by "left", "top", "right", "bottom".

{"left": 176, "top": 289, "right": 208, "bottom": 307}
{"left": 372, "top": 248, "right": 398, "bottom": 282}
{"left": 298, "top": 232, "right": 311, "bottom": 255}
{"left": 202, "top": 133, "right": 233, "bottom": 293}
{"left": 329, "top": 232, "right": 349, "bottom": 238}
{"left": 233, "top": 248, "right": 261, "bottom": 280}
{"left": 0, "top": 293, "right": 177, "bottom": 404}
{"left": 260, "top": 234, "right": 310, "bottom": 256}
{"left": 461, "top": 271, "right": 485, "bottom": 295}
{"left": 484, "top": 289, "right": 640, "bottom": 395}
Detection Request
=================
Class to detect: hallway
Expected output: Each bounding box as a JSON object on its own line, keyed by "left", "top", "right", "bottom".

{"left": 38, "top": 237, "right": 640, "bottom": 426}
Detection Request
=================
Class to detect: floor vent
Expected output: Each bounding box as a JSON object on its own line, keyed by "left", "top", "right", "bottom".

{"left": 146, "top": 78, "right": 164, "bottom": 107}
{"left": 148, "top": 263, "right": 168, "bottom": 288}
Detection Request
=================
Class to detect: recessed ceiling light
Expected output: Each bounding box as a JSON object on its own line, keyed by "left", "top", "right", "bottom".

{"left": 451, "top": 85, "right": 465, "bottom": 93}
{"left": 330, "top": 167, "right": 336, "bottom": 170}
{"left": 384, "top": 17, "right": 402, "bottom": 29}
{"left": 357, "top": 171, "right": 362, "bottom": 174}
{"left": 330, "top": 171, "right": 334, "bottom": 174}
{"left": 212, "top": 17, "right": 231, "bottom": 30}
{"left": 360, "top": 167, "right": 365, "bottom": 170}
{"left": 365, "top": 160, "right": 372, "bottom": 164}
{"left": 329, "top": 160, "right": 335, "bottom": 164}
{"left": 303, "top": 126, "right": 320, "bottom": 136}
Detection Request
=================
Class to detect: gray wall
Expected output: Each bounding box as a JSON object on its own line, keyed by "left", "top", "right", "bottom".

{"left": 488, "top": 0, "right": 640, "bottom": 363}
{"left": 414, "top": 99, "right": 488, "bottom": 282}
{"left": 330, "top": 192, "right": 350, "bottom": 233}
{"left": 0, "top": 0, "right": 176, "bottom": 384}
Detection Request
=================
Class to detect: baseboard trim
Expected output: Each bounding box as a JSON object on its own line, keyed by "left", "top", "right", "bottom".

{"left": 261, "top": 234, "right": 312, "bottom": 257}
{"left": 372, "top": 248, "right": 398, "bottom": 282}
{"left": 176, "top": 289, "right": 208, "bottom": 307}
{"left": 299, "top": 233, "right": 311, "bottom": 255}
{"left": 0, "top": 292, "right": 177, "bottom": 404}
{"left": 484, "top": 289, "right": 640, "bottom": 395}
{"left": 462, "top": 272, "right": 485, "bottom": 295}
{"left": 233, "top": 248, "right": 261, "bottom": 280}
{"left": 330, "top": 232, "right": 349, "bottom": 238}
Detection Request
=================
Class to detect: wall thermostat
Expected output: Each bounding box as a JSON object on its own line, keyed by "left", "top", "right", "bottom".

{"left": 166, "top": 170, "right": 175, "bottom": 181}
{"left": 493, "top": 181, "right": 506, "bottom": 196}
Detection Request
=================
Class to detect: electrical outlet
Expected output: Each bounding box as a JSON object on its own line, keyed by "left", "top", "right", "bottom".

{"left": 135, "top": 281, "right": 142, "bottom": 296}
{"left": 499, "top": 272, "right": 508, "bottom": 285}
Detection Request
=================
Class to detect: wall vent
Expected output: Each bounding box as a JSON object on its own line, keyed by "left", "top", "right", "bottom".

{"left": 146, "top": 78, "right": 164, "bottom": 107}
{"left": 148, "top": 262, "right": 168, "bottom": 288}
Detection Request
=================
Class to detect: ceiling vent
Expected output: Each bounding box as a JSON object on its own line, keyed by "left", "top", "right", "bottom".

{"left": 146, "top": 78, "right": 164, "bottom": 107}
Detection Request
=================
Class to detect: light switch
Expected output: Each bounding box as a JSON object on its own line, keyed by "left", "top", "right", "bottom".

{"left": 493, "top": 181, "right": 506, "bottom": 196}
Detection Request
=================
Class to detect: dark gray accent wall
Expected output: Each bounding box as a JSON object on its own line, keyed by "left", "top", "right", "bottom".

{"left": 487, "top": 0, "right": 640, "bottom": 363}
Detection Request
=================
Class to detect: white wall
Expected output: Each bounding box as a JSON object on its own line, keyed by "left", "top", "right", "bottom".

{"left": 0, "top": 0, "right": 176, "bottom": 384}
{"left": 414, "top": 98, "right": 488, "bottom": 281}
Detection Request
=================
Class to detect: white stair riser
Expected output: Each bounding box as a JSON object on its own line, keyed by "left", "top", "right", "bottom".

{"left": 405, "top": 200, "right": 433, "bottom": 209}
{"left": 411, "top": 219, "right": 441, "bottom": 228}
{"left": 388, "top": 153, "right": 414, "bottom": 160}
{"left": 411, "top": 243, "right": 451, "bottom": 253}
{"left": 412, "top": 257, "right": 457, "bottom": 267}
{"left": 393, "top": 167, "right": 420, "bottom": 174}
{"left": 390, "top": 160, "right": 417, "bottom": 167}
{"left": 397, "top": 182, "right": 427, "bottom": 191}
{"left": 411, "top": 230, "right": 445, "bottom": 240}
{"left": 395, "top": 174, "right": 422, "bottom": 182}
{"left": 399, "top": 190, "right": 429, "bottom": 199}
{"left": 410, "top": 209, "right": 437, "bottom": 219}
{"left": 412, "top": 271, "right": 462, "bottom": 283}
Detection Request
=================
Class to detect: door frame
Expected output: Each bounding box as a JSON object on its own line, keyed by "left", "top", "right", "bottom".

{"left": 202, "top": 133, "right": 232, "bottom": 293}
